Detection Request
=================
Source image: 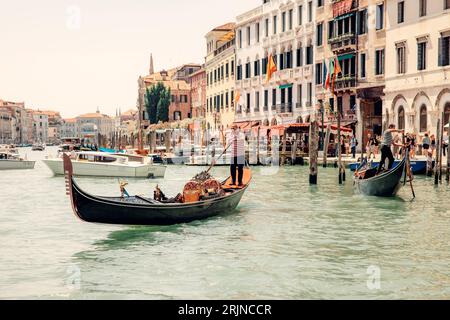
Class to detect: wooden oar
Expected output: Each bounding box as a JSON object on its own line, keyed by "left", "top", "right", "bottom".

{"left": 206, "top": 142, "right": 232, "bottom": 174}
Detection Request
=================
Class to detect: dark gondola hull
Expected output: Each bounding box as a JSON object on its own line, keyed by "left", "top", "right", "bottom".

{"left": 64, "top": 154, "right": 250, "bottom": 226}
{"left": 354, "top": 157, "right": 406, "bottom": 197}
{"left": 71, "top": 180, "right": 247, "bottom": 225}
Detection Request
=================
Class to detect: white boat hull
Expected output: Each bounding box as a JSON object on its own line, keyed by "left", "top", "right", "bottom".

{"left": 42, "top": 159, "right": 166, "bottom": 178}
{"left": 0, "top": 160, "right": 36, "bottom": 170}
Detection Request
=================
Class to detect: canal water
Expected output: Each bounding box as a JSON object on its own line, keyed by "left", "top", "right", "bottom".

{"left": 1, "top": 146, "right": 450, "bottom": 299}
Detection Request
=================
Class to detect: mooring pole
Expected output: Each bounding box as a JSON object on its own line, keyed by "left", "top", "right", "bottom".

{"left": 447, "top": 119, "right": 450, "bottom": 182}
{"left": 435, "top": 118, "right": 441, "bottom": 185}
{"left": 323, "top": 124, "right": 331, "bottom": 168}
{"left": 309, "top": 120, "right": 319, "bottom": 185}
{"left": 439, "top": 112, "right": 444, "bottom": 182}
{"left": 337, "top": 110, "right": 343, "bottom": 185}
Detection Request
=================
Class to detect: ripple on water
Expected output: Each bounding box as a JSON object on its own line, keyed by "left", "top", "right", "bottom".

{"left": 1, "top": 147, "right": 450, "bottom": 299}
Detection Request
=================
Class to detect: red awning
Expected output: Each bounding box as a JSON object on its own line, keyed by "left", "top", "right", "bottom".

{"left": 232, "top": 121, "right": 260, "bottom": 132}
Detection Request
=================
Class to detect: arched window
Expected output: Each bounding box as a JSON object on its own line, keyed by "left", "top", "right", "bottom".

{"left": 271, "top": 118, "right": 278, "bottom": 126}
{"left": 297, "top": 116, "right": 303, "bottom": 123}
{"left": 398, "top": 106, "right": 405, "bottom": 130}
{"left": 420, "top": 104, "right": 427, "bottom": 132}
{"left": 444, "top": 102, "right": 450, "bottom": 125}
{"left": 263, "top": 119, "right": 270, "bottom": 126}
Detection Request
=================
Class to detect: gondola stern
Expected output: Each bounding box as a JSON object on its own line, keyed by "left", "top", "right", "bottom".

{"left": 63, "top": 154, "right": 85, "bottom": 222}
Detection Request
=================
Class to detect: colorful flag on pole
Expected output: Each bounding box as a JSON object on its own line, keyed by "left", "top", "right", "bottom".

{"left": 234, "top": 91, "right": 241, "bottom": 104}
{"left": 266, "top": 53, "right": 277, "bottom": 83}
{"left": 322, "top": 60, "right": 328, "bottom": 89}
{"left": 325, "top": 58, "right": 335, "bottom": 91}
{"left": 331, "top": 56, "right": 342, "bottom": 93}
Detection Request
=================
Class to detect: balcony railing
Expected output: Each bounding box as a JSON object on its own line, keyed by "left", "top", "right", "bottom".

{"left": 271, "top": 105, "right": 276, "bottom": 111}
{"left": 276, "top": 103, "right": 293, "bottom": 114}
{"left": 328, "top": 33, "right": 357, "bottom": 52}
{"left": 296, "top": 102, "right": 302, "bottom": 109}
{"left": 334, "top": 75, "right": 357, "bottom": 90}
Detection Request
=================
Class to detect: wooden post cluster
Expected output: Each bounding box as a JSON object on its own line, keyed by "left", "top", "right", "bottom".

{"left": 309, "top": 121, "right": 319, "bottom": 185}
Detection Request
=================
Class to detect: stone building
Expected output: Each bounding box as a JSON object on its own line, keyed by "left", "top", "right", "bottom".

{"left": 235, "top": 0, "right": 316, "bottom": 127}
{"left": 384, "top": 0, "right": 450, "bottom": 138}
{"left": 205, "top": 22, "right": 237, "bottom": 130}
{"left": 32, "top": 111, "right": 49, "bottom": 143}
{"left": 188, "top": 67, "right": 207, "bottom": 119}
{"left": 315, "top": 0, "right": 386, "bottom": 147}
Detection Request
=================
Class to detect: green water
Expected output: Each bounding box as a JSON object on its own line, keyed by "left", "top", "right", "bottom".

{"left": 1, "top": 147, "right": 450, "bottom": 299}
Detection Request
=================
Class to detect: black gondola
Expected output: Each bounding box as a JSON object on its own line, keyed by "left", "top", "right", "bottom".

{"left": 353, "top": 155, "right": 406, "bottom": 197}
{"left": 63, "top": 154, "right": 251, "bottom": 226}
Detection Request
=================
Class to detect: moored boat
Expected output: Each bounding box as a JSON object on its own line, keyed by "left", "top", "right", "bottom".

{"left": 353, "top": 156, "right": 406, "bottom": 197}
{"left": 32, "top": 143, "right": 45, "bottom": 151}
{"left": 0, "top": 150, "right": 35, "bottom": 170}
{"left": 43, "top": 151, "right": 166, "bottom": 178}
{"left": 62, "top": 154, "right": 251, "bottom": 226}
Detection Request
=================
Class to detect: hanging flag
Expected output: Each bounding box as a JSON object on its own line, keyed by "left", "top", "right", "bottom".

{"left": 266, "top": 53, "right": 278, "bottom": 83}
{"left": 331, "top": 56, "right": 342, "bottom": 93}
{"left": 234, "top": 91, "right": 241, "bottom": 104}
{"left": 325, "top": 58, "right": 335, "bottom": 91}
{"left": 322, "top": 60, "right": 328, "bottom": 89}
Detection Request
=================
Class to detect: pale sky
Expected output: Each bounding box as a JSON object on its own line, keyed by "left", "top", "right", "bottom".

{"left": 0, "top": 0, "right": 259, "bottom": 118}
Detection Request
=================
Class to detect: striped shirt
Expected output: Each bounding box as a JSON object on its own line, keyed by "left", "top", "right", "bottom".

{"left": 227, "top": 131, "right": 245, "bottom": 158}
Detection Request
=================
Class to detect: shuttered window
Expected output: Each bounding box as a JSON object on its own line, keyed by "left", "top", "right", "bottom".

{"left": 417, "top": 41, "right": 427, "bottom": 71}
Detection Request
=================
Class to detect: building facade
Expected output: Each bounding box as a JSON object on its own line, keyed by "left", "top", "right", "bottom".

{"left": 315, "top": 0, "right": 386, "bottom": 148}
{"left": 205, "top": 23, "right": 237, "bottom": 130}
{"left": 0, "top": 106, "right": 13, "bottom": 144}
{"left": 385, "top": 0, "right": 450, "bottom": 138}
{"left": 76, "top": 110, "right": 114, "bottom": 144}
{"left": 0, "top": 100, "right": 27, "bottom": 144}
{"left": 235, "top": 0, "right": 316, "bottom": 127}
{"left": 188, "top": 67, "right": 207, "bottom": 119}
{"left": 143, "top": 67, "right": 194, "bottom": 123}
{"left": 32, "top": 111, "right": 49, "bottom": 143}
{"left": 60, "top": 118, "right": 79, "bottom": 139}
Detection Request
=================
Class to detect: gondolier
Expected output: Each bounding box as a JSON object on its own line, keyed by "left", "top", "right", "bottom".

{"left": 227, "top": 124, "right": 246, "bottom": 186}
{"left": 377, "top": 124, "right": 404, "bottom": 174}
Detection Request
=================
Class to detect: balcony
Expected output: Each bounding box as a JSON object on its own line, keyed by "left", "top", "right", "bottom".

{"left": 334, "top": 75, "right": 357, "bottom": 91}
{"left": 243, "top": 79, "right": 251, "bottom": 87}
{"left": 303, "top": 65, "right": 312, "bottom": 78}
{"left": 263, "top": 37, "right": 270, "bottom": 48}
{"left": 328, "top": 33, "right": 357, "bottom": 54}
{"left": 296, "top": 102, "right": 302, "bottom": 109}
{"left": 280, "top": 30, "right": 295, "bottom": 42}
{"left": 304, "top": 22, "right": 313, "bottom": 35}
{"left": 271, "top": 105, "right": 276, "bottom": 111}
{"left": 278, "top": 69, "right": 294, "bottom": 82}
{"left": 251, "top": 76, "right": 261, "bottom": 87}
{"left": 293, "top": 67, "right": 303, "bottom": 79}
{"left": 276, "top": 103, "right": 293, "bottom": 114}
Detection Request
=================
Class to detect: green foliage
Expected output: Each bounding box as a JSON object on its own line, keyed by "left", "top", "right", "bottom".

{"left": 157, "top": 86, "right": 171, "bottom": 123}
{"left": 145, "top": 82, "right": 170, "bottom": 124}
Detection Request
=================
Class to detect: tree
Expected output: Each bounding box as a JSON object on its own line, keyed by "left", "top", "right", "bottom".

{"left": 157, "top": 86, "right": 171, "bottom": 123}
{"left": 145, "top": 82, "right": 170, "bottom": 124}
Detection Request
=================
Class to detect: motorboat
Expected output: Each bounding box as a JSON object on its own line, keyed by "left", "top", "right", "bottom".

{"left": 32, "top": 143, "right": 46, "bottom": 151}
{"left": 0, "top": 147, "right": 35, "bottom": 170}
{"left": 43, "top": 151, "right": 166, "bottom": 178}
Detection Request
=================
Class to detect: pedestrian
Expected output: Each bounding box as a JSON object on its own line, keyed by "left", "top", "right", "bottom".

{"left": 377, "top": 124, "right": 404, "bottom": 174}
{"left": 430, "top": 134, "right": 437, "bottom": 157}
{"left": 350, "top": 135, "right": 358, "bottom": 159}
{"left": 422, "top": 133, "right": 431, "bottom": 156}
{"left": 443, "top": 130, "right": 448, "bottom": 157}
{"left": 366, "top": 133, "right": 376, "bottom": 160}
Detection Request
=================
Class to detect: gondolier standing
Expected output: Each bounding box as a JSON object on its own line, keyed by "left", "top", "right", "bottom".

{"left": 377, "top": 124, "right": 404, "bottom": 174}
{"left": 227, "top": 124, "right": 246, "bottom": 186}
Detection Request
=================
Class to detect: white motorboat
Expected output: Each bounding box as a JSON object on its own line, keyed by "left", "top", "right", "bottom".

{"left": 43, "top": 151, "right": 166, "bottom": 178}
{"left": 0, "top": 147, "right": 35, "bottom": 170}
{"left": 32, "top": 143, "right": 46, "bottom": 151}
